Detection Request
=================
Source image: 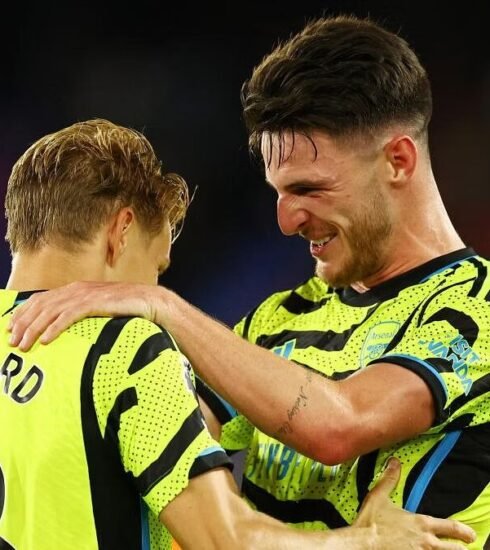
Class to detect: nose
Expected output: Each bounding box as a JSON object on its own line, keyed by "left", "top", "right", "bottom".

{"left": 276, "top": 195, "right": 309, "bottom": 236}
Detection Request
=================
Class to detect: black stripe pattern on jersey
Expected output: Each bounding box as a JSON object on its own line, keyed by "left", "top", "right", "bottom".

{"left": 416, "top": 279, "right": 475, "bottom": 328}
{"left": 280, "top": 291, "right": 332, "bottom": 314}
{"left": 420, "top": 357, "right": 457, "bottom": 378}
{"left": 80, "top": 317, "right": 142, "bottom": 550}
{"left": 104, "top": 387, "right": 138, "bottom": 444}
{"left": 404, "top": 423, "right": 490, "bottom": 517}
{"left": 0, "top": 539, "right": 14, "bottom": 549}
{"left": 189, "top": 450, "right": 233, "bottom": 479}
{"left": 384, "top": 281, "right": 478, "bottom": 359}
{"left": 256, "top": 305, "right": 378, "bottom": 352}
{"left": 467, "top": 257, "right": 487, "bottom": 298}
{"left": 241, "top": 304, "right": 260, "bottom": 340}
{"left": 384, "top": 304, "right": 424, "bottom": 355}
{"left": 128, "top": 330, "right": 176, "bottom": 374}
{"left": 355, "top": 450, "right": 380, "bottom": 509}
{"left": 241, "top": 477, "right": 349, "bottom": 527}
{"left": 136, "top": 407, "right": 205, "bottom": 496}
{"left": 442, "top": 413, "right": 474, "bottom": 432}
{"left": 423, "top": 307, "right": 479, "bottom": 346}
{"left": 444, "top": 373, "right": 490, "bottom": 417}
{"left": 196, "top": 377, "right": 235, "bottom": 424}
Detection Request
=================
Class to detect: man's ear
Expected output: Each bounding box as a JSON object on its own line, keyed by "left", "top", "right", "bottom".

{"left": 106, "top": 207, "right": 135, "bottom": 267}
{"left": 383, "top": 135, "right": 418, "bottom": 186}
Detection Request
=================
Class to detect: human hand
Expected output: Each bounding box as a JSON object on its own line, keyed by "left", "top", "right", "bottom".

{"left": 7, "top": 281, "right": 161, "bottom": 351}
{"left": 355, "top": 458, "right": 475, "bottom": 549}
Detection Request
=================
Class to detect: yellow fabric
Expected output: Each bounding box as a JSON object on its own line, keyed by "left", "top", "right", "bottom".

{"left": 221, "top": 253, "right": 490, "bottom": 547}
{"left": 0, "top": 290, "right": 229, "bottom": 549}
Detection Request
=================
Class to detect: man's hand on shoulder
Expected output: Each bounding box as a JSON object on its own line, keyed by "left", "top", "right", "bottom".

{"left": 8, "top": 281, "right": 162, "bottom": 350}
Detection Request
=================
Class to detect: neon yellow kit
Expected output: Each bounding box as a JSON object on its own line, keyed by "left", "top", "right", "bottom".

{"left": 201, "top": 248, "right": 490, "bottom": 549}
{"left": 0, "top": 290, "right": 230, "bottom": 550}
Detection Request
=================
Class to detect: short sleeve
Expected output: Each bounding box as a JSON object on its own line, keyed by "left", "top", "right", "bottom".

{"left": 369, "top": 284, "right": 490, "bottom": 431}
{"left": 93, "top": 318, "right": 232, "bottom": 516}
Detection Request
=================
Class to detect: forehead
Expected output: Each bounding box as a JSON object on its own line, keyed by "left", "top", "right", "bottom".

{"left": 261, "top": 130, "right": 353, "bottom": 183}
{"left": 261, "top": 130, "right": 330, "bottom": 163}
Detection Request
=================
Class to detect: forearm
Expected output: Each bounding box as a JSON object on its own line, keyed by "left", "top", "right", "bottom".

{"left": 9, "top": 281, "right": 433, "bottom": 462}
{"left": 243, "top": 513, "right": 375, "bottom": 550}
{"left": 163, "top": 467, "right": 376, "bottom": 550}
{"left": 154, "top": 287, "right": 351, "bottom": 461}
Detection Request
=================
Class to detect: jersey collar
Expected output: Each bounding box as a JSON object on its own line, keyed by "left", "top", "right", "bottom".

{"left": 337, "top": 247, "right": 477, "bottom": 307}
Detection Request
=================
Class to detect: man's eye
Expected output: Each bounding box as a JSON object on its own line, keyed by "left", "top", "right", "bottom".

{"left": 295, "top": 187, "right": 317, "bottom": 195}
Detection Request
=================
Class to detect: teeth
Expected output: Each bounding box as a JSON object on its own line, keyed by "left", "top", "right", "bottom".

{"left": 311, "top": 236, "right": 333, "bottom": 246}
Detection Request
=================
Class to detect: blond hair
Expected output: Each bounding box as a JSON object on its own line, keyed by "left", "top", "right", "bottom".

{"left": 6, "top": 119, "right": 189, "bottom": 252}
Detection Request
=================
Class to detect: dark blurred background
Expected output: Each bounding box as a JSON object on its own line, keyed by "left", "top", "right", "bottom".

{"left": 0, "top": 1, "right": 488, "bottom": 327}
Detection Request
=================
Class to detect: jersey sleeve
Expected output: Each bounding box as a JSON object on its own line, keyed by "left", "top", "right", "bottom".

{"left": 193, "top": 314, "right": 255, "bottom": 452}
{"left": 92, "top": 317, "right": 232, "bottom": 517}
{"left": 369, "top": 282, "right": 490, "bottom": 431}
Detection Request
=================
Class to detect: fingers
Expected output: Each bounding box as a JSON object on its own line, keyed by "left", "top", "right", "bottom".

{"left": 39, "top": 310, "right": 81, "bottom": 346}
{"left": 8, "top": 299, "right": 44, "bottom": 350}
{"left": 6, "top": 281, "right": 148, "bottom": 351}
{"left": 436, "top": 541, "right": 471, "bottom": 550}
{"left": 7, "top": 283, "right": 91, "bottom": 351}
{"left": 8, "top": 298, "right": 35, "bottom": 336}
{"left": 9, "top": 304, "right": 63, "bottom": 351}
{"left": 422, "top": 516, "right": 476, "bottom": 545}
{"left": 368, "top": 457, "right": 401, "bottom": 497}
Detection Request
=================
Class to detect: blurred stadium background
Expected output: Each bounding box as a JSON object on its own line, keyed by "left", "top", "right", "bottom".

{"left": 0, "top": 1, "right": 488, "bottom": 328}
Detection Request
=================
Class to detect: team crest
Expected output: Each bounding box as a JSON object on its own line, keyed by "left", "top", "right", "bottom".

{"left": 360, "top": 321, "right": 400, "bottom": 367}
{"left": 181, "top": 357, "right": 197, "bottom": 397}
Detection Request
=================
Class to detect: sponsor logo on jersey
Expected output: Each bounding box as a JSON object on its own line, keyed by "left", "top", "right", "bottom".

{"left": 419, "top": 334, "right": 478, "bottom": 395}
{"left": 360, "top": 321, "right": 400, "bottom": 367}
{"left": 246, "top": 441, "right": 332, "bottom": 483}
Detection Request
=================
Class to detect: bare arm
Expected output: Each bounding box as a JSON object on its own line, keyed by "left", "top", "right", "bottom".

{"left": 151, "top": 287, "right": 435, "bottom": 464}
{"left": 161, "top": 460, "right": 474, "bottom": 549}
{"left": 10, "top": 283, "right": 434, "bottom": 463}
{"left": 161, "top": 466, "right": 342, "bottom": 549}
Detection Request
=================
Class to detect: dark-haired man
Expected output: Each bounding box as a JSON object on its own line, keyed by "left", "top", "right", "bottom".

{"left": 3, "top": 118, "right": 469, "bottom": 550}
{"left": 9, "top": 15, "right": 489, "bottom": 549}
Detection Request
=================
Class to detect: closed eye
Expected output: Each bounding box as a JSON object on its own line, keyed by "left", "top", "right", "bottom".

{"left": 265, "top": 177, "right": 335, "bottom": 197}
{"left": 291, "top": 185, "right": 321, "bottom": 196}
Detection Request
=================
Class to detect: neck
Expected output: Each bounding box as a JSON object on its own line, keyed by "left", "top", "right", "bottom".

{"left": 6, "top": 245, "right": 106, "bottom": 291}
{"left": 357, "top": 177, "right": 466, "bottom": 289}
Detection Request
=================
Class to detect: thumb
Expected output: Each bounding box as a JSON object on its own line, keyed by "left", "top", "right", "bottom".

{"left": 369, "top": 457, "right": 401, "bottom": 498}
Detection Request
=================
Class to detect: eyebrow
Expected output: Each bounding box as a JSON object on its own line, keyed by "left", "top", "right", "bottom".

{"left": 265, "top": 177, "right": 335, "bottom": 191}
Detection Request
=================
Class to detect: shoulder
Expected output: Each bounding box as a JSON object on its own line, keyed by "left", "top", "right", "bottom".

{"left": 65, "top": 315, "right": 178, "bottom": 355}
{"left": 414, "top": 256, "right": 490, "bottom": 347}
{"left": 425, "top": 255, "right": 490, "bottom": 310}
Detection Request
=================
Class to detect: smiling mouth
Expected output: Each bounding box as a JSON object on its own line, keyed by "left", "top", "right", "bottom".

{"left": 310, "top": 235, "right": 336, "bottom": 256}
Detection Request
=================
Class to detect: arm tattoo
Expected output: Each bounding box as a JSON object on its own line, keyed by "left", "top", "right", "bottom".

{"left": 274, "top": 368, "right": 313, "bottom": 439}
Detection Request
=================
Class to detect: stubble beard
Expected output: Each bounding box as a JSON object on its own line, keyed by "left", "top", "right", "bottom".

{"left": 315, "top": 189, "right": 393, "bottom": 289}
